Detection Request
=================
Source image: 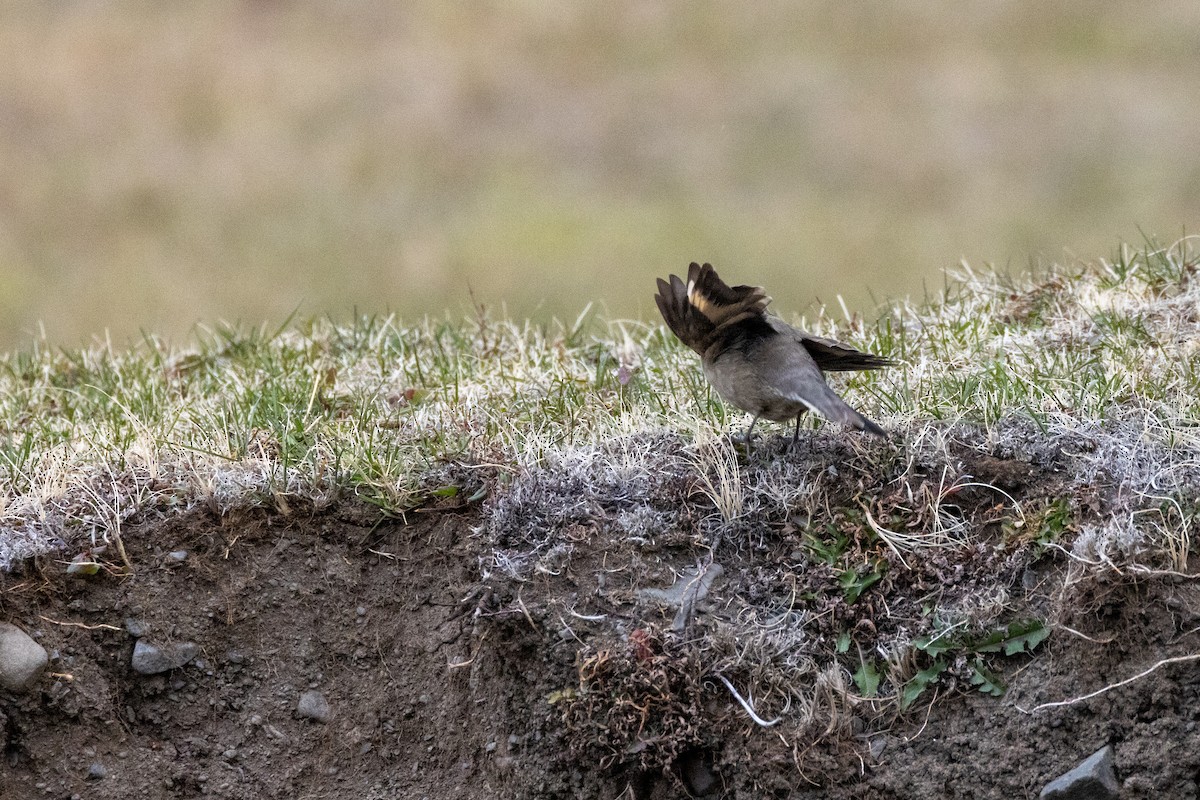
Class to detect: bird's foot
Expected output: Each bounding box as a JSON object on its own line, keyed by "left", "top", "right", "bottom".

{"left": 730, "top": 431, "right": 756, "bottom": 459}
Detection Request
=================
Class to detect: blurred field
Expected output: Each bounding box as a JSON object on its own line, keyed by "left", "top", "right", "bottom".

{"left": 0, "top": 0, "right": 1198, "bottom": 348}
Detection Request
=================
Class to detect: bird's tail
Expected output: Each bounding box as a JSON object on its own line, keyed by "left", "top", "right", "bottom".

{"left": 800, "top": 381, "right": 887, "bottom": 437}
{"left": 655, "top": 262, "right": 770, "bottom": 354}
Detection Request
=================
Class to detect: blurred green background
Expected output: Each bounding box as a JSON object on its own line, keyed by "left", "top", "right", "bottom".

{"left": 1, "top": 1, "right": 1198, "bottom": 348}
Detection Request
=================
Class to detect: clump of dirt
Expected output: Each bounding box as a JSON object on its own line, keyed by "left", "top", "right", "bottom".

{"left": 2, "top": 495, "right": 1199, "bottom": 799}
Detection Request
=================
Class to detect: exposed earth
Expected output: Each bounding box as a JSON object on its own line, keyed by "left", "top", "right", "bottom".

{"left": 2, "top": 498, "right": 1199, "bottom": 799}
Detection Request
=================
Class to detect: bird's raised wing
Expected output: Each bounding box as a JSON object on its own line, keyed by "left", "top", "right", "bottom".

{"left": 655, "top": 262, "right": 771, "bottom": 354}
{"left": 768, "top": 319, "right": 895, "bottom": 372}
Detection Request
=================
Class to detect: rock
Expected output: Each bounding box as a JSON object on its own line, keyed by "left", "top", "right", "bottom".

{"left": 167, "top": 550, "right": 189, "bottom": 563}
{"left": 86, "top": 763, "right": 107, "bottom": 780}
{"left": 868, "top": 734, "right": 888, "bottom": 760}
{"left": 297, "top": 690, "right": 331, "bottom": 723}
{"left": 124, "top": 618, "right": 148, "bottom": 638}
{"left": 637, "top": 563, "right": 724, "bottom": 632}
{"left": 0, "top": 622, "right": 49, "bottom": 691}
{"left": 1040, "top": 745, "right": 1118, "bottom": 800}
{"left": 131, "top": 640, "right": 198, "bottom": 675}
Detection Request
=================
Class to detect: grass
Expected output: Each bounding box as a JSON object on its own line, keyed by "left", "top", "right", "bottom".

{"left": 3, "top": 237, "right": 1198, "bottom": 563}
{"left": 3, "top": 240, "right": 1200, "bottom": 775}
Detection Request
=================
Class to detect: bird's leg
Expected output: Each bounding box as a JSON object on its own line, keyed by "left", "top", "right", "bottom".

{"left": 743, "top": 414, "right": 761, "bottom": 456}
{"left": 791, "top": 409, "right": 809, "bottom": 449}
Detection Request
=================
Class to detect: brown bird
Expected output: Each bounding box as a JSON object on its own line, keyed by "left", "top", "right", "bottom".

{"left": 655, "top": 262, "right": 892, "bottom": 447}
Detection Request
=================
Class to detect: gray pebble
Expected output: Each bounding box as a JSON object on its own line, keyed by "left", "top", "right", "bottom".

{"left": 123, "top": 618, "right": 148, "bottom": 638}
{"left": 868, "top": 734, "right": 888, "bottom": 760}
{"left": 86, "top": 763, "right": 107, "bottom": 780}
{"left": 1021, "top": 567, "right": 1040, "bottom": 591}
{"left": 1040, "top": 745, "right": 1119, "bottom": 800}
{"left": 0, "top": 622, "right": 49, "bottom": 692}
{"left": 297, "top": 689, "right": 331, "bottom": 723}
{"left": 167, "top": 550, "right": 189, "bottom": 563}
{"left": 131, "top": 640, "right": 198, "bottom": 675}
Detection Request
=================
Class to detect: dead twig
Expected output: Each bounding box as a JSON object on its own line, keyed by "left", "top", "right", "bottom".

{"left": 38, "top": 615, "right": 121, "bottom": 631}
{"left": 714, "top": 673, "right": 782, "bottom": 727}
{"left": 1058, "top": 625, "right": 1116, "bottom": 644}
{"left": 1017, "top": 652, "right": 1200, "bottom": 713}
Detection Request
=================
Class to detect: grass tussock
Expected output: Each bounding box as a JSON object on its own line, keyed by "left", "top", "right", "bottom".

{"left": 2, "top": 237, "right": 1197, "bottom": 567}
{"left": 2, "top": 239, "right": 1200, "bottom": 772}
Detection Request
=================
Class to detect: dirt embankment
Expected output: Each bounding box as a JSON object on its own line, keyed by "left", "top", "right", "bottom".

{"left": 1, "top": 499, "right": 1199, "bottom": 799}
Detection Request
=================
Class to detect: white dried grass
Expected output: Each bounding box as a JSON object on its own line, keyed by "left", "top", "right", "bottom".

{"left": 2, "top": 240, "right": 1199, "bottom": 577}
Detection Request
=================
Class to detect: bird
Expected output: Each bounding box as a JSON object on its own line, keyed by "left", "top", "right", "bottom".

{"left": 655, "top": 262, "right": 893, "bottom": 449}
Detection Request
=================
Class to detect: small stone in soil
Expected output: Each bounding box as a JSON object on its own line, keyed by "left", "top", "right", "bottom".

{"left": 1040, "top": 745, "right": 1119, "bottom": 800}
{"left": 297, "top": 690, "right": 332, "bottom": 723}
{"left": 868, "top": 734, "right": 888, "bottom": 760}
{"left": 131, "top": 640, "right": 198, "bottom": 675}
{"left": 86, "top": 763, "right": 107, "bottom": 780}
{"left": 0, "top": 622, "right": 49, "bottom": 692}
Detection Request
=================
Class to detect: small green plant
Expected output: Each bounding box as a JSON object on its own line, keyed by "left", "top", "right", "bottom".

{"left": 1009, "top": 497, "right": 1074, "bottom": 551}
{"left": 969, "top": 619, "right": 1051, "bottom": 657}
{"left": 899, "top": 660, "right": 948, "bottom": 710}
{"left": 803, "top": 517, "right": 886, "bottom": 605}
{"left": 968, "top": 660, "right": 1005, "bottom": 697}
{"left": 837, "top": 559, "right": 886, "bottom": 604}
{"left": 900, "top": 619, "right": 1049, "bottom": 709}
{"left": 852, "top": 655, "right": 883, "bottom": 698}
{"left": 803, "top": 526, "right": 849, "bottom": 565}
